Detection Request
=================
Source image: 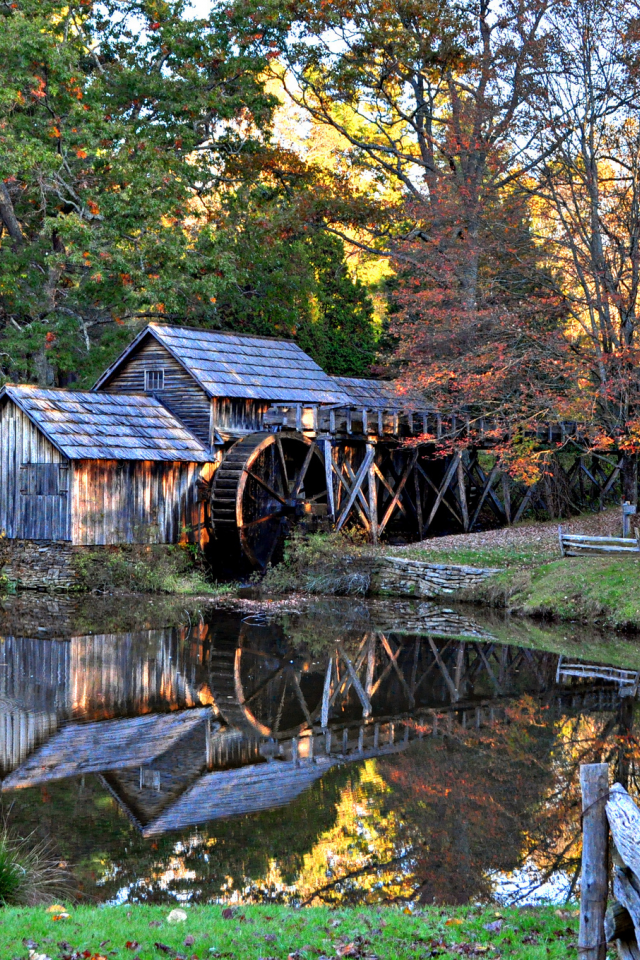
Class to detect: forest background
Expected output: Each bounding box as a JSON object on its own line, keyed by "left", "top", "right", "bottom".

{"left": 2, "top": 0, "right": 640, "bottom": 469}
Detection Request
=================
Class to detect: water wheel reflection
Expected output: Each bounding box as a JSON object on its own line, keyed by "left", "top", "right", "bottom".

{"left": 209, "top": 626, "right": 326, "bottom": 737}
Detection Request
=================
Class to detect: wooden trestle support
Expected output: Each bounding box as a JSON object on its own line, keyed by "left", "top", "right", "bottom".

{"left": 209, "top": 401, "right": 632, "bottom": 568}
{"left": 263, "top": 403, "right": 630, "bottom": 544}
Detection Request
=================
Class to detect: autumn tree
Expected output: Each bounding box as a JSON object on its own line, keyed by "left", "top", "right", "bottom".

{"left": 228, "top": 0, "right": 565, "bottom": 395}
{"left": 527, "top": 0, "right": 640, "bottom": 477}
{"left": 0, "top": 0, "right": 378, "bottom": 386}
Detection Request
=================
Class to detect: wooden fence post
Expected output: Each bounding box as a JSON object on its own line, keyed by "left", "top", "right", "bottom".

{"left": 580, "top": 763, "right": 610, "bottom": 960}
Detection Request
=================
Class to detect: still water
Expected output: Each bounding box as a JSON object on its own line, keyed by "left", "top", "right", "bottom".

{"left": 1, "top": 593, "right": 639, "bottom": 907}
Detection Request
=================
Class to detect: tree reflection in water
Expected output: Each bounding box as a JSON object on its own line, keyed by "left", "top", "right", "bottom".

{"left": 0, "top": 598, "right": 639, "bottom": 906}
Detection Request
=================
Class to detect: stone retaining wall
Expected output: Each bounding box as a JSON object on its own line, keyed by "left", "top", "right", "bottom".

{"left": 2, "top": 540, "right": 81, "bottom": 590}
{"left": 371, "top": 555, "right": 502, "bottom": 599}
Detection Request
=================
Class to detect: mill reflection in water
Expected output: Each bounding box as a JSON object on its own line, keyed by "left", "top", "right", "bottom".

{"left": 0, "top": 597, "right": 638, "bottom": 905}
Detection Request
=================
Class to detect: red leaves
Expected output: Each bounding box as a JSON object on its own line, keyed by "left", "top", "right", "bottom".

{"left": 126, "top": 943, "right": 140, "bottom": 951}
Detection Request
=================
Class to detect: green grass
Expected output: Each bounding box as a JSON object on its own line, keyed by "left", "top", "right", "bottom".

{"left": 464, "top": 554, "right": 640, "bottom": 630}
{"left": 0, "top": 903, "right": 578, "bottom": 960}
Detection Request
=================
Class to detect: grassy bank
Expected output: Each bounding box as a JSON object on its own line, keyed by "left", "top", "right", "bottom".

{"left": 462, "top": 555, "right": 640, "bottom": 630}
{"left": 0, "top": 903, "right": 578, "bottom": 959}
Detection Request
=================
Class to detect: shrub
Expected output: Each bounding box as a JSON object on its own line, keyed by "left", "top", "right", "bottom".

{"left": 0, "top": 828, "right": 72, "bottom": 906}
{"left": 71, "top": 543, "right": 215, "bottom": 594}
{"left": 259, "top": 530, "right": 377, "bottom": 595}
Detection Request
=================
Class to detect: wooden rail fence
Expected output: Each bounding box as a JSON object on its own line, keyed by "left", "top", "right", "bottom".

{"left": 580, "top": 763, "right": 640, "bottom": 960}
{"left": 559, "top": 529, "right": 640, "bottom": 557}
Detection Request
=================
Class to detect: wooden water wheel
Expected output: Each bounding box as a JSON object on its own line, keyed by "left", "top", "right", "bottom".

{"left": 210, "top": 431, "right": 329, "bottom": 569}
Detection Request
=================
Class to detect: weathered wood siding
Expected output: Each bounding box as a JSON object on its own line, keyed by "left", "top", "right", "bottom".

{"left": 0, "top": 398, "right": 71, "bottom": 541}
{"left": 211, "top": 397, "right": 270, "bottom": 437}
{"left": 71, "top": 459, "right": 213, "bottom": 546}
{"left": 100, "top": 335, "right": 212, "bottom": 445}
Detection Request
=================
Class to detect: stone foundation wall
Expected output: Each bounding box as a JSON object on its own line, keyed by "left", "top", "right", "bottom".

{"left": 371, "top": 555, "right": 502, "bottom": 599}
{"left": 2, "top": 540, "right": 82, "bottom": 590}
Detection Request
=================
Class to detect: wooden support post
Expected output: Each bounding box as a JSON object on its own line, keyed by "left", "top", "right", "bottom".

{"left": 292, "top": 737, "right": 299, "bottom": 766}
{"left": 623, "top": 502, "right": 637, "bottom": 538}
{"left": 323, "top": 440, "right": 335, "bottom": 521}
{"left": 502, "top": 473, "right": 512, "bottom": 524}
{"left": 373, "top": 723, "right": 380, "bottom": 749}
{"left": 579, "top": 763, "right": 610, "bottom": 960}
{"left": 457, "top": 453, "right": 470, "bottom": 532}
{"left": 325, "top": 729, "right": 332, "bottom": 755}
{"left": 367, "top": 442, "right": 378, "bottom": 544}
{"left": 358, "top": 727, "right": 364, "bottom": 754}
{"left": 342, "top": 728, "right": 349, "bottom": 754}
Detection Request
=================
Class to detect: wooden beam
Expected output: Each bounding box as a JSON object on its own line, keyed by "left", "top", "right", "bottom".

{"left": 423, "top": 452, "right": 462, "bottom": 535}
{"left": 367, "top": 444, "right": 378, "bottom": 544}
{"left": 336, "top": 446, "right": 375, "bottom": 530}
{"left": 323, "top": 440, "right": 335, "bottom": 520}
{"left": 457, "top": 453, "right": 469, "bottom": 532}
{"left": 469, "top": 462, "right": 500, "bottom": 528}
{"left": 379, "top": 450, "right": 418, "bottom": 534}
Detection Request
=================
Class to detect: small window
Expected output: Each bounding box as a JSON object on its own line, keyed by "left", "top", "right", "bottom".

{"left": 145, "top": 369, "right": 165, "bottom": 392}
{"left": 20, "top": 463, "right": 67, "bottom": 496}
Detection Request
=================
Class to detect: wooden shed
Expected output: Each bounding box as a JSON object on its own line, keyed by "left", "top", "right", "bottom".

{"left": 93, "top": 322, "right": 350, "bottom": 443}
{"left": 0, "top": 385, "right": 213, "bottom": 545}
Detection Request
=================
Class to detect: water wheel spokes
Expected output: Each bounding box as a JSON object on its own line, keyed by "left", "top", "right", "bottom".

{"left": 211, "top": 431, "right": 329, "bottom": 570}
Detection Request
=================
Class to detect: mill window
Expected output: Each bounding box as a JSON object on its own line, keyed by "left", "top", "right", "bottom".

{"left": 145, "top": 369, "right": 165, "bottom": 392}
{"left": 20, "top": 463, "right": 68, "bottom": 495}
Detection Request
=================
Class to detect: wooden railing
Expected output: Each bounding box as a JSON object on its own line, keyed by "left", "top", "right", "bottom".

{"left": 263, "top": 402, "right": 585, "bottom": 444}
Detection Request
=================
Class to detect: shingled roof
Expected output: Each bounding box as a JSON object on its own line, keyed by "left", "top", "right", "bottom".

{"left": 93, "top": 323, "right": 351, "bottom": 404}
{"left": 331, "top": 376, "right": 424, "bottom": 409}
{"left": 1, "top": 386, "right": 211, "bottom": 462}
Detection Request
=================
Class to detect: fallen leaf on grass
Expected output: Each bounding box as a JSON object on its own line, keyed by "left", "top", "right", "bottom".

{"left": 154, "top": 945, "right": 173, "bottom": 954}
{"left": 46, "top": 904, "right": 67, "bottom": 913}
{"left": 445, "top": 919, "right": 464, "bottom": 927}
{"left": 483, "top": 921, "right": 502, "bottom": 933}
{"left": 184, "top": 937, "right": 196, "bottom": 948}
{"left": 336, "top": 945, "right": 357, "bottom": 957}
{"left": 150, "top": 921, "right": 163, "bottom": 929}
{"left": 126, "top": 943, "right": 140, "bottom": 951}
{"left": 57, "top": 944, "right": 72, "bottom": 953}
{"left": 264, "top": 935, "right": 276, "bottom": 943}
{"left": 521, "top": 935, "right": 539, "bottom": 945}
{"left": 23, "top": 941, "right": 39, "bottom": 950}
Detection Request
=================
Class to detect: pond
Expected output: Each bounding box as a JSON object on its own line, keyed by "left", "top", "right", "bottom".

{"left": 1, "top": 592, "right": 638, "bottom": 908}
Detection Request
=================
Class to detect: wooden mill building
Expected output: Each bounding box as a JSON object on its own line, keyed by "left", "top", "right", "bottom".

{"left": 0, "top": 324, "right": 359, "bottom": 554}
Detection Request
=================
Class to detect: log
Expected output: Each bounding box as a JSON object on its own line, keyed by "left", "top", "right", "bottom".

{"left": 613, "top": 867, "right": 640, "bottom": 941}
{"left": 580, "top": 763, "right": 610, "bottom": 960}
{"left": 607, "top": 783, "right": 640, "bottom": 879}
{"left": 606, "top": 902, "right": 636, "bottom": 942}
{"left": 617, "top": 941, "right": 640, "bottom": 960}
